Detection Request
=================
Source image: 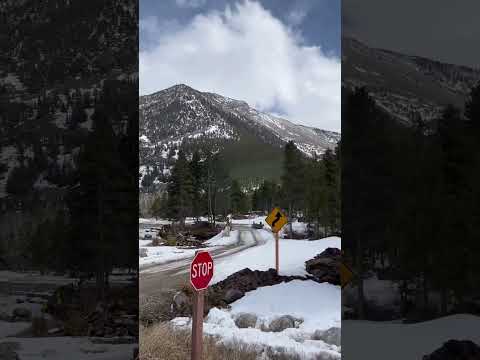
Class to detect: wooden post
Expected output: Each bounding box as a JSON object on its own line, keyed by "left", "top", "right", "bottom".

{"left": 191, "top": 288, "right": 204, "bottom": 360}
{"left": 275, "top": 231, "right": 279, "bottom": 274}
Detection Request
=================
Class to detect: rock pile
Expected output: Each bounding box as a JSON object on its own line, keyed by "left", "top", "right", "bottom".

{"left": 170, "top": 268, "right": 307, "bottom": 318}
{"left": 305, "top": 247, "right": 341, "bottom": 285}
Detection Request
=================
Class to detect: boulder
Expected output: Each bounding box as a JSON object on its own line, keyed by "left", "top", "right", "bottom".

{"left": 423, "top": 340, "right": 480, "bottom": 360}
{"left": 234, "top": 313, "right": 258, "bottom": 328}
{"left": 305, "top": 248, "right": 341, "bottom": 285}
{"left": 171, "top": 291, "right": 191, "bottom": 316}
{"left": 312, "top": 327, "right": 341, "bottom": 346}
{"left": 268, "top": 315, "right": 297, "bottom": 332}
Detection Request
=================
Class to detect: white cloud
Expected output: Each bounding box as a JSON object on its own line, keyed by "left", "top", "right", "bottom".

{"left": 287, "top": 8, "right": 308, "bottom": 26}
{"left": 175, "top": 0, "right": 207, "bottom": 9}
{"left": 140, "top": 1, "right": 340, "bottom": 132}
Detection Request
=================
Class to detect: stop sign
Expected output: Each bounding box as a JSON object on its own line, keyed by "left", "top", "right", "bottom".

{"left": 190, "top": 251, "right": 214, "bottom": 291}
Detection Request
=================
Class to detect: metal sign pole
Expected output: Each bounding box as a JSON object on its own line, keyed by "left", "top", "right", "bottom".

{"left": 191, "top": 288, "right": 204, "bottom": 360}
{"left": 275, "top": 231, "right": 279, "bottom": 274}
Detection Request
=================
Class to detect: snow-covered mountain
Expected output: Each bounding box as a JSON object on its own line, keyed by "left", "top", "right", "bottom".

{"left": 139, "top": 84, "right": 340, "bottom": 188}
{"left": 342, "top": 37, "right": 480, "bottom": 123}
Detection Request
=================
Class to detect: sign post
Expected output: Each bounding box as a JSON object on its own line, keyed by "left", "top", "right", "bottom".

{"left": 265, "top": 207, "right": 288, "bottom": 274}
{"left": 190, "top": 251, "right": 214, "bottom": 360}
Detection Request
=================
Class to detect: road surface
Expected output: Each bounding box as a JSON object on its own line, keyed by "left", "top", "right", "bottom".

{"left": 139, "top": 224, "right": 266, "bottom": 300}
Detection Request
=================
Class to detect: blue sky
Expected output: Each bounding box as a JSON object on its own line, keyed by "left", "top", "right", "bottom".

{"left": 139, "top": 0, "right": 341, "bottom": 131}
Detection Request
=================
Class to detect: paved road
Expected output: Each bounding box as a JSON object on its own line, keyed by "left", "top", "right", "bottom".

{"left": 139, "top": 224, "right": 266, "bottom": 300}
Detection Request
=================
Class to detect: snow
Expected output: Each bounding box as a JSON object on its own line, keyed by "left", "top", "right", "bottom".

{"left": 172, "top": 280, "right": 341, "bottom": 359}
{"left": 204, "top": 229, "right": 239, "bottom": 247}
{"left": 139, "top": 228, "right": 237, "bottom": 268}
{"left": 231, "top": 216, "right": 268, "bottom": 226}
{"left": 231, "top": 280, "right": 340, "bottom": 331}
{"left": 139, "top": 246, "right": 198, "bottom": 268}
{"left": 0, "top": 337, "right": 136, "bottom": 360}
{"left": 0, "top": 321, "right": 31, "bottom": 338}
{"left": 139, "top": 218, "right": 171, "bottom": 225}
{"left": 211, "top": 230, "right": 340, "bottom": 283}
{"left": 343, "top": 315, "right": 480, "bottom": 360}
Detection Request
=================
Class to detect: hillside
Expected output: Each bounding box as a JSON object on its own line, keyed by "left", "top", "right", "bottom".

{"left": 139, "top": 84, "right": 340, "bottom": 190}
{"left": 342, "top": 37, "right": 480, "bottom": 123}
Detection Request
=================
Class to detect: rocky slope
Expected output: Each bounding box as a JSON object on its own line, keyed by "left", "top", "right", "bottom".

{"left": 139, "top": 84, "right": 340, "bottom": 189}
{"left": 342, "top": 37, "right": 480, "bottom": 123}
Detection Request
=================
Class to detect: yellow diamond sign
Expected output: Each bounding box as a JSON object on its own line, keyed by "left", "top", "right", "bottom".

{"left": 265, "top": 207, "right": 288, "bottom": 233}
{"left": 340, "top": 262, "right": 354, "bottom": 288}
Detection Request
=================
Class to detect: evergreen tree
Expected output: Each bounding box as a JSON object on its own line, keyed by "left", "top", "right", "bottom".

{"left": 281, "top": 141, "right": 306, "bottom": 234}
{"left": 166, "top": 150, "right": 193, "bottom": 227}
{"left": 190, "top": 151, "right": 204, "bottom": 220}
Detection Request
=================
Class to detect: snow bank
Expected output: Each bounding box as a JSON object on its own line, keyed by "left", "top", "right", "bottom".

{"left": 139, "top": 246, "right": 198, "bottom": 267}
{"left": 139, "top": 230, "right": 238, "bottom": 268}
{"left": 172, "top": 280, "right": 341, "bottom": 359}
{"left": 343, "top": 315, "right": 480, "bottom": 360}
{"left": 212, "top": 231, "right": 340, "bottom": 283}
{"left": 231, "top": 280, "right": 340, "bottom": 332}
{"left": 204, "top": 230, "right": 239, "bottom": 247}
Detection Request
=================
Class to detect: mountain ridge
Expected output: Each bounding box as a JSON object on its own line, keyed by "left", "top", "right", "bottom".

{"left": 342, "top": 36, "right": 480, "bottom": 123}
{"left": 139, "top": 84, "right": 340, "bottom": 190}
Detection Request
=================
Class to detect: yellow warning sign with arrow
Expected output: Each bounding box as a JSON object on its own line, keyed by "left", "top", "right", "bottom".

{"left": 265, "top": 207, "right": 288, "bottom": 233}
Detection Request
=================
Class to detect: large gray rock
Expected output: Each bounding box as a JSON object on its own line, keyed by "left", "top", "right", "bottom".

{"left": 234, "top": 313, "right": 258, "bottom": 328}
{"left": 12, "top": 307, "right": 32, "bottom": 321}
{"left": 312, "top": 327, "right": 341, "bottom": 346}
{"left": 172, "top": 291, "right": 190, "bottom": 315}
{"left": 268, "top": 315, "right": 297, "bottom": 332}
{"left": 305, "top": 248, "right": 341, "bottom": 285}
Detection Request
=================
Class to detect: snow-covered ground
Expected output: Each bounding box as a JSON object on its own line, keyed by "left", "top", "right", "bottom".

{"left": 139, "top": 229, "right": 238, "bottom": 268}
{"left": 173, "top": 280, "right": 341, "bottom": 359}
{"left": 343, "top": 315, "right": 480, "bottom": 359}
{"left": 212, "top": 230, "right": 340, "bottom": 283}
{"left": 0, "top": 337, "right": 136, "bottom": 360}
{"left": 168, "top": 224, "right": 341, "bottom": 359}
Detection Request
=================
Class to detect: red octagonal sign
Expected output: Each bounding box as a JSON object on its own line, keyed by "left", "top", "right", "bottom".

{"left": 190, "top": 251, "right": 214, "bottom": 291}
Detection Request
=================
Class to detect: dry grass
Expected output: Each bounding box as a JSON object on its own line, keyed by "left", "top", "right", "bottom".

{"left": 140, "top": 322, "right": 259, "bottom": 360}
{"left": 138, "top": 322, "right": 333, "bottom": 360}
{"left": 140, "top": 295, "right": 173, "bottom": 325}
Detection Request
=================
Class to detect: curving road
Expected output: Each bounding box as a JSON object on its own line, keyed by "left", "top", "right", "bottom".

{"left": 139, "top": 224, "right": 266, "bottom": 300}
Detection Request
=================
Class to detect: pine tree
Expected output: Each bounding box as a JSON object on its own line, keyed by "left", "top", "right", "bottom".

{"left": 281, "top": 141, "right": 305, "bottom": 234}
{"left": 230, "top": 179, "right": 247, "bottom": 215}
{"left": 190, "top": 151, "right": 204, "bottom": 221}
{"left": 166, "top": 150, "right": 193, "bottom": 227}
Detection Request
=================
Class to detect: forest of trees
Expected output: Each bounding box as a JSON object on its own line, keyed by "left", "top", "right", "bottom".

{"left": 24, "top": 80, "right": 138, "bottom": 301}
{"left": 343, "top": 84, "right": 480, "bottom": 320}
{"left": 151, "top": 140, "right": 341, "bottom": 238}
